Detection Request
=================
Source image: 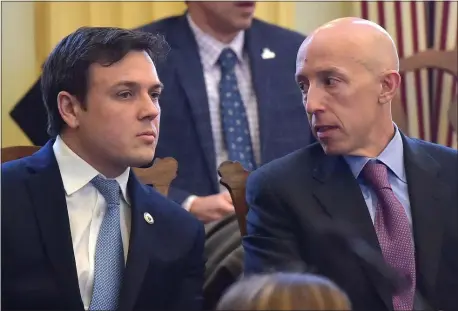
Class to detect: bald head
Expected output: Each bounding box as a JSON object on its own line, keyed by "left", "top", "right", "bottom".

{"left": 298, "top": 17, "right": 399, "bottom": 75}
{"left": 295, "top": 17, "right": 402, "bottom": 158}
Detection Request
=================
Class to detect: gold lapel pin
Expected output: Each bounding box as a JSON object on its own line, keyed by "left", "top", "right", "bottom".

{"left": 144, "top": 212, "right": 154, "bottom": 224}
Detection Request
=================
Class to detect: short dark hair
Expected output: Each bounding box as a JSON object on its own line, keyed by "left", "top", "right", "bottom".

{"left": 41, "top": 26, "right": 169, "bottom": 136}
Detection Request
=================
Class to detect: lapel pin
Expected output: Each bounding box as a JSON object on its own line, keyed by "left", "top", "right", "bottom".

{"left": 261, "top": 47, "right": 276, "bottom": 60}
{"left": 144, "top": 212, "right": 154, "bottom": 224}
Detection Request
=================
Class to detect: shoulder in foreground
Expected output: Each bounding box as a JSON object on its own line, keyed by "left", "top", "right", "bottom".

{"left": 1, "top": 158, "right": 27, "bottom": 179}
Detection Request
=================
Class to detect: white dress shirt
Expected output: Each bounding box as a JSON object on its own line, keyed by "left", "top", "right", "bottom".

{"left": 52, "top": 136, "right": 131, "bottom": 310}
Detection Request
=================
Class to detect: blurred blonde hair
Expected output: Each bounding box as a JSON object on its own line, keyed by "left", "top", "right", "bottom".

{"left": 216, "top": 272, "right": 352, "bottom": 310}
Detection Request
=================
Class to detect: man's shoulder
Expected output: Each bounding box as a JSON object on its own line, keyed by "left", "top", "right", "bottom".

{"left": 408, "top": 137, "right": 457, "bottom": 157}
{"left": 405, "top": 137, "right": 457, "bottom": 176}
{"left": 1, "top": 157, "right": 39, "bottom": 210}
{"left": 251, "top": 18, "right": 305, "bottom": 39}
{"left": 2, "top": 157, "right": 29, "bottom": 183}
{"left": 136, "top": 15, "right": 306, "bottom": 42}
{"left": 135, "top": 15, "right": 182, "bottom": 35}
{"left": 251, "top": 18, "right": 305, "bottom": 43}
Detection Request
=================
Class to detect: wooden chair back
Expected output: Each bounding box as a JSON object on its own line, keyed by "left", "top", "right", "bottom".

{"left": 218, "top": 161, "right": 251, "bottom": 237}
{"left": 132, "top": 158, "right": 178, "bottom": 196}
{"left": 1, "top": 145, "right": 178, "bottom": 197}
{"left": 392, "top": 48, "right": 458, "bottom": 135}
{"left": 1, "top": 145, "right": 41, "bottom": 163}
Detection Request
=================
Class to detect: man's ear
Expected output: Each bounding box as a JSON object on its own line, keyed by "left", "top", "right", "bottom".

{"left": 379, "top": 70, "right": 401, "bottom": 105}
{"left": 57, "top": 91, "right": 83, "bottom": 129}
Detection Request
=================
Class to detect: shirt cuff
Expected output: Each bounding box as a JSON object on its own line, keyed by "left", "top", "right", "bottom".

{"left": 182, "top": 195, "right": 198, "bottom": 211}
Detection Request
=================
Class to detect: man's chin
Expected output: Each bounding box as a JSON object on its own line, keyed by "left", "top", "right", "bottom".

{"left": 234, "top": 18, "right": 253, "bottom": 30}
{"left": 320, "top": 142, "right": 346, "bottom": 156}
{"left": 130, "top": 154, "right": 156, "bottom": 168}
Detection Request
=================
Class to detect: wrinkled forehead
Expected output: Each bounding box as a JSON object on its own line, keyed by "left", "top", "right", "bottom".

{"left": 295, "top": 35, "right": 363, "bottom": 77}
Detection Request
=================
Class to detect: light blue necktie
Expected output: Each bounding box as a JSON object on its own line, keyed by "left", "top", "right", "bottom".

{"left": 89, "top": 175, "right": 124, "bottom": 311}
{"left": 218, "top": 48, "right": 257, "bottom": 170}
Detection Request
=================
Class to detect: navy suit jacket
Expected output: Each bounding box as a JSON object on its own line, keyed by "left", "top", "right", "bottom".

{"left": 10, "top": 13, "right": 313, "bottom": 204}
{"left": 1, "top": 141, "right": 206, "bottom": 310}
{"left": 243, "top": 134, "right": 458, "bottom": 311}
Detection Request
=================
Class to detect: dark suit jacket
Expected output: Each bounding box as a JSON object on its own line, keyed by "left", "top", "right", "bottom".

{"left": 1, "top": 140, "right": 206, "bottom": 311}
{"left": 242, "top": 134, "right": 458, "bottom": 311}
{"left": 10, "top": 14, "right": 313, "bottom": 204}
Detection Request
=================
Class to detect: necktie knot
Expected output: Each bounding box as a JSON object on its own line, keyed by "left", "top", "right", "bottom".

{"left": 362, "top": 160, "right": 391, "bottom": 191}
{"left": 91, "top": 175, "right": 120, "bottom": 206}
{"left": 218, "top": 48, "right": 238, "bottom": 72}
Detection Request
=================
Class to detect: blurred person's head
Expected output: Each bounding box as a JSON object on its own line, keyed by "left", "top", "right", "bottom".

{"left": 186, "top": 1, "right": 256, "bottom": 43}
{"left": 41, "top": 27, "right": 169, "bottom": 177}
{"left": 295, "top": 17, "right": 400, "bottom": 157}
{"left": 216, "top": 272, "right": 351, "bottom": 310}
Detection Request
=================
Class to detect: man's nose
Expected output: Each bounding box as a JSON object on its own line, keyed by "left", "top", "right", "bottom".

{"left": 140, "top": 95, "right": 160, "bottom": 120}
{"left": 305, "top": 85, "right": 324, "bottom": 115}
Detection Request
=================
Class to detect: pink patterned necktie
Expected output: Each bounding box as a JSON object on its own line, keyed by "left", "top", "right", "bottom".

{"left": 362, "top": 161, "right": 416, "bottom": 311}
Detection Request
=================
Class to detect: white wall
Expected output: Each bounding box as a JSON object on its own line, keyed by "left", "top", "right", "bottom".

{"left": 1, "top": 2, "right": 36, "bottom": 146}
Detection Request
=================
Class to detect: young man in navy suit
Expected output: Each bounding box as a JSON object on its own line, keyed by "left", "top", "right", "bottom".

{"left": 2, "top": 27, "right": 205, "bottom": 311}
{"left": 11, "top": 2, "right": 314, "bottom": 223}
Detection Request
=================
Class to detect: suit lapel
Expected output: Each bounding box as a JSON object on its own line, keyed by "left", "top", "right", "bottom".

{"left": 312, "top": 153, "right": 392, "bottom": 308}
{"left": 312, "top": 154, "right": 381, "bottom": 249}
{"left": 402, "top": 135, "right": 446, "bottom": 301}
{"left": 169, "top": 15, "right": 218, "bottom": 190}
{"left": 25, "top": 141, "right": 84, "bottom": 310}
{"left": 118, "top": 175, "right": 164, "bottom": 311}
{"left": 245, "top": 25, "right": 272, "bottom": 164}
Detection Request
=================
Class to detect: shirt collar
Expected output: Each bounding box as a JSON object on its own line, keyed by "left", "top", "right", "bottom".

{"left": 53, "top": 135, "right": 131, "bottom": 204}
{"left": 187, "top": 13, "right": 245, "bottom": 70}
{"left": 343, "top": 124, "right": 406, "bottom": 183}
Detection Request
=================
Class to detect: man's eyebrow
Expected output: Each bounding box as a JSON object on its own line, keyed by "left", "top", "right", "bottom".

{"left": 295, "top": 66, "right": 348, "bottom": 83}
{"left": 151, "top": 82, "right": 164, "bottom": 91}
{"left": 111, "top": 81, "right": 164, "bottom": 90}
{"left": 316, "top": 66, "right": 346, "bottom": 75}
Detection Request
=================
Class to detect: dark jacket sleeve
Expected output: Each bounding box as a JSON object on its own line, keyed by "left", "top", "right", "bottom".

{"left": 242, "top": 168, "right": 306, "bottom": 274}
